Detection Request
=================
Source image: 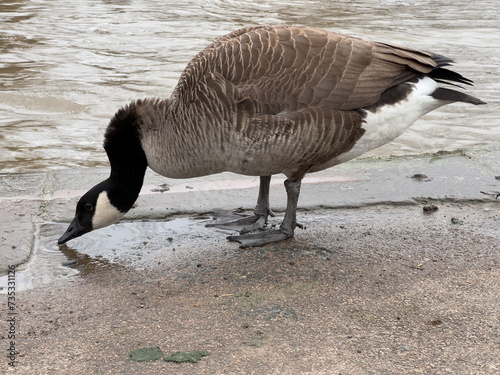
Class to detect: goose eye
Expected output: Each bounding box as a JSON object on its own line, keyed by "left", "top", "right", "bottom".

{"left": 84, "top": 203, "right": 94, "bottom": 211}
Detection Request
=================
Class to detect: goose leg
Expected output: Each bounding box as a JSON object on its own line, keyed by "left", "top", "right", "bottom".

{"left": 206, "top": 176, "right": 274, "bottom": 232}
{"left": 228, "top": 179, "right": 301, "bottom": 248}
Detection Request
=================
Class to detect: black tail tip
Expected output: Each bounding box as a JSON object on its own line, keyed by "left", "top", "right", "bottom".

{"left": 432, "top": 87, "right": 486, "bottom": 106}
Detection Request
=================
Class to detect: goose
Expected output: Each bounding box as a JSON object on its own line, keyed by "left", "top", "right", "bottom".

{"left": 58, "top": 25, "right": 485, "bottom": 247}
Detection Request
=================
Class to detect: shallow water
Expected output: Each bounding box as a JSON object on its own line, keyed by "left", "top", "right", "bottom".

{"left": 0, "top": 0, "right": 498, "bottom": 173}
{"left": 0, "top": 216, "right": 225, "bottom": 292}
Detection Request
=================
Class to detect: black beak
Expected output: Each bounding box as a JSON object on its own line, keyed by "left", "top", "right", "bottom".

{"left": 58, "top": 217, "right": 89, "bottom": 245}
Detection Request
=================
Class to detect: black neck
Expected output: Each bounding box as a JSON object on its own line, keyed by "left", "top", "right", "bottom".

{"left": 103, "top": 101, "right": 148, "bottom": 209}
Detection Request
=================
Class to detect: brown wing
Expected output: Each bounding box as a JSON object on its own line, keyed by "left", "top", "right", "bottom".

{"left": 171, "top": 25, "right": 437, "bottom": 112}
{"left": 168, "top": 26, "right": 439, "bottom": 178}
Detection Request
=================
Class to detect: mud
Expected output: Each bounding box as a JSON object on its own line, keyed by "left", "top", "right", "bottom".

{"left": 1, "top": 150, "right": 499, "bottom": 373}
{"left": 4, "top": 202, "right": 500, "bottom": 374}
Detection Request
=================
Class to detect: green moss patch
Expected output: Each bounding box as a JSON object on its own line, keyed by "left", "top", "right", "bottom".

{"left": 164, "top": 350, "right": 210, "bottom": 363}
{"left": 129, "top": 346, "right": 164, "bottom": 362}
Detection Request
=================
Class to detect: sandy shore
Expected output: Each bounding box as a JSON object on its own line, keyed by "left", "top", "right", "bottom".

{"left": 1, "top": 149, "right": 499, "bottom": 374}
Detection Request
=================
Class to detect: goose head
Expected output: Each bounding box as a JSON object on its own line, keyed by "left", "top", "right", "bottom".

{"left": 58, "top": 179, "right": 133, "bottom": 244}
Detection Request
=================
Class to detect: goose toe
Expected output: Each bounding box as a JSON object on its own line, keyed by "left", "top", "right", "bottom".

{"left": 205, "top": 212, "right": 269, "bottom": 233}
{"left": 227, "top": 228, "right": 293, "bottom": 248}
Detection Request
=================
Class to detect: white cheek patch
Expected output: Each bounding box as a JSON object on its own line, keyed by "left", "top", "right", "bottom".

{"left": 92, "top": 191, "right": 126, "bottom": 230}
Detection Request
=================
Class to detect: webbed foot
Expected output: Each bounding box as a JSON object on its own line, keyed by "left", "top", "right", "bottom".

{"left": 205, "top": 211, "right": 273, "bottom": 233}
{"left": 228, "top": 178, "right": 303, "bottom": 248}
{"left": 227, "top": 228, "right": 293, "bottom": 248}
{"left": 208, "top": 176, "right": 303, "bottom": 248}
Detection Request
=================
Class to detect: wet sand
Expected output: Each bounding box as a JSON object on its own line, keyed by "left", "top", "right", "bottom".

{"left": 7, "top": 204, "right": 500, "bottom": 374}
{"left": 1, "top": 150, "right": 500, "bottom": 374}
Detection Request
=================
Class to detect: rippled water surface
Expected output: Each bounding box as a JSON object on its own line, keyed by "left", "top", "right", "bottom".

{"left": 1, "top": 0, "right": 499, "bottom": 173}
